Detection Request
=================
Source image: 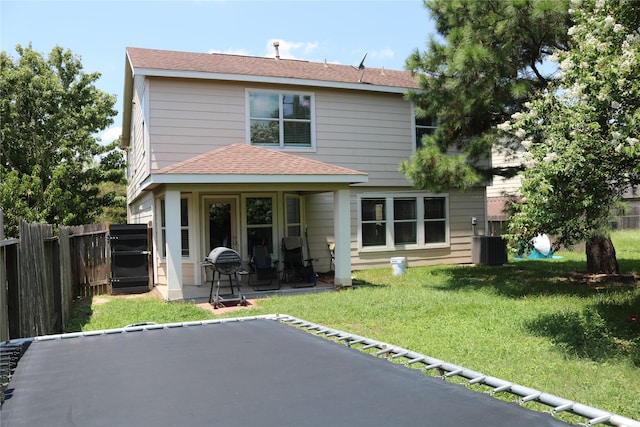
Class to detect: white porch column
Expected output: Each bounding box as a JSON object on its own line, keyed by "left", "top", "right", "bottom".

{"left": 333, "top": 188, "right": 352, "bottom": 287}
{"left": 165, "top": 190, "right": 183, "bottom": 300}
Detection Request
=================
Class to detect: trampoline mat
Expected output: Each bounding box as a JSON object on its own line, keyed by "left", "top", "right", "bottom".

{"left": 1, "top": 318, "right": 570, "bottom": 427}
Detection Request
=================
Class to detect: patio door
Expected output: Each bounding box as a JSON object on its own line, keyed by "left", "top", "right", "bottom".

{"left": 205, "top": 198, "right": 239, "bottom": 254}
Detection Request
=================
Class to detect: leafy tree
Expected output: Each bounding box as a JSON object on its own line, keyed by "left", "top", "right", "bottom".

{"left": 97, "top": 181, "right": 128, "bottom": 225}
{"left": 401, "top": 0, "right": 571, "bottom": 191}
{"left": 0, "top": 44, "right": 126, "bottom": 237}
{"left": 504, "top": 0, "right": 640, "bottom": 273}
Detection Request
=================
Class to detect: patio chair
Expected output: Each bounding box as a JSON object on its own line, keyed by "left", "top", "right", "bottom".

{"left": 328, "top": 242, "right": 335, "bottom": 272}
{"left": 281, "top": 237, "right": 316, "bottom": 288}
{"left": 249, "top": 245, "right": 280, "bottom": 291}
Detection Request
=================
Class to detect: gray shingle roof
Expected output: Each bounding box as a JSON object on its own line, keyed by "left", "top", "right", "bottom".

{"left": 126, "top": 47, "right": 418, "bottom": 89}
{"left": 156, "top": 143, "right": 367, "bottom": 177}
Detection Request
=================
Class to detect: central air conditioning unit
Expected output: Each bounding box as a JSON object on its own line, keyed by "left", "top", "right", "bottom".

{"left": 471, "top": 236, "right": 507, "bottom": 266}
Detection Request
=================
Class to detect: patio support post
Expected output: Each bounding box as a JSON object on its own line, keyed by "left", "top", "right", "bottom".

{"left": 165, "top": 190, "right": 183, "bottom": 300}
{"left": 333, "top": 188, "right": 352, "bottom": 287}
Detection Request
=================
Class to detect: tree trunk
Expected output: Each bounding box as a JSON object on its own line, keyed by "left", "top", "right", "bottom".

{"left": 585, "top": 235, "right": 619, "bottom": 274}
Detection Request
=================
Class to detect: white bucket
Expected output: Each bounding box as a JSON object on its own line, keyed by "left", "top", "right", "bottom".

{"left": 390, "top": 257, "right": 407, "bottom": 276}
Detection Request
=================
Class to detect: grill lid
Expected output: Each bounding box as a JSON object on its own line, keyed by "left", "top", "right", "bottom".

{"left": 206, "top": 247, "right": 242, "bottom": 274}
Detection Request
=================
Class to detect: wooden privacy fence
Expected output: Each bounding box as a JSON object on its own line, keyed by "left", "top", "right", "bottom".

{"left": 65, "top": 224, "right": 111, "bottom": 297}
{"left": 0, "top": 236, "right": 17, "bottom": 342}
{"left": 0, "top": 217, "right": 112, "bottom": 341}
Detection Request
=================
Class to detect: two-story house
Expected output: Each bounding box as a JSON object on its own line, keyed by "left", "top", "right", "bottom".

{"left": 121, "top": 47, "right": 487, "bottom": 300}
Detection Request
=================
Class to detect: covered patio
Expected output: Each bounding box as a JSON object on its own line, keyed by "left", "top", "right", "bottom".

{"left": 139, "top": 144, "right": 367, "bottom": 301}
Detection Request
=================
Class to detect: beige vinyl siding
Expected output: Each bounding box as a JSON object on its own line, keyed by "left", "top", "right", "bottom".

{"left": 127, "top": 75, "right": 149, "bottom": 205}
{"left": 147, "top": 78, "right": 246, "bottom": 170}
{"left": 304, "top": 192, "right": 339, "bottom": 273}
{"left": 144, "top": 78, "right": 414, "bottom": 184}
{"left": 128, "top": 192, "right": 154, "bottom": 225}
{"left": 305, "top": 187, "right": 486, "bottom": 272}
{"left": 155, "top": 262, "right": 196, "bottom": 287}
{"left": 314, "top": 90, "right": 414, "bottom": 187}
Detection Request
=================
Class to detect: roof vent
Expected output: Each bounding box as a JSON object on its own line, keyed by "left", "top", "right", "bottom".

{"left": 273, "top": 41, "right": 280, "bottom": 60}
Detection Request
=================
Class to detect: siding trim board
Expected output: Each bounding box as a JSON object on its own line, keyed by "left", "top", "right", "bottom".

{"left": 134, "top": 68, "right": 409, "bottom": 95}
{"left": 141, "top": 173, "right": 367, "bottom": 189}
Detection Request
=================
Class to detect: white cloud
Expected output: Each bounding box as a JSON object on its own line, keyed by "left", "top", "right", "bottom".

{"left": 370, "top": 47, "right": 394, "bottom": 60}
{"left": 208, "top": 48, "right": 251, "bottom": 56}
{"left": 265, "top": 39, "right": 319, "bottom": 59}
{"left": 100, "top": 127, "right": 121, "bottom": 145}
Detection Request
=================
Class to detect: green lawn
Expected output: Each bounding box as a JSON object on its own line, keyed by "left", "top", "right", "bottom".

{"left": 68, "top": 230, "right": 640, "bottom": 421}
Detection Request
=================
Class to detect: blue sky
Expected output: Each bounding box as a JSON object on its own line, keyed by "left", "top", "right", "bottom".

{"left": 1, "top": 0, "right": 436, "bottom": 144}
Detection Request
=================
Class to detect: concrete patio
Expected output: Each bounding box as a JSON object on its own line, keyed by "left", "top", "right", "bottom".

{"left": 154, "top": 271, "right": 336, "bottom": 306}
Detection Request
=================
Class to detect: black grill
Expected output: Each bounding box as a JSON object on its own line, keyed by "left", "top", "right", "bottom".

{"left": 206, "top": 247, "right": 241, "bottom": 275}
{"left": 204, "top": 247, "right": 245, "bottom": 309}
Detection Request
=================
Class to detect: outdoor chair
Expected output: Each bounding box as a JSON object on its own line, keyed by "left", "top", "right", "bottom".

{"left": 281, "top": 237, "right": 316, "bottom": 288}
{"left": 328, "top": 242, "right": 335, "bottom": 272}
{"left": 249, "top": 244, "right": 280, "bottom": 291}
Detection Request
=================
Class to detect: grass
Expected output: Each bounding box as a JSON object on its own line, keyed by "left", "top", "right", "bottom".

{"left": 67, "top": 230, "right": 640, "bottom": 422}
{"left": 65, "top": 295, "right": 217, "bottom": 332}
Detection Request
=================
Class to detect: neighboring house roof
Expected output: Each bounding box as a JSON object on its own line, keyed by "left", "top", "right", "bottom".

{"left": 487, "top": 196, "right": 519, "bottom": 219}
{"left": 141, "top": 143, "right": 368, "bottom": 190}
{"left": 126, "top": 47, "right": 419, "bottom": 91}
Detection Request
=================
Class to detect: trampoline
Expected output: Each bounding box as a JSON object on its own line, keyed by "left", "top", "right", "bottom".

{"left": 1, "top": 315, "right": 637, "bottom": 427}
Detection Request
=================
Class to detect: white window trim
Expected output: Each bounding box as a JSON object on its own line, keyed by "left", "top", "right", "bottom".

{"left": 142, "top": 79, "right": 150, "bottom": 173}
{"left": 241, "top": 193, "right": 278, "bottom": 258}
{"left": 284, "top": 194, "right": 303, "bottom": 237}
{"left": 357, "top": 192, "right": 450, "bottom": 252}
{"left": 245, "top": 88, "right": 316, "bottom": 152}
{"left": 411, "top": 104, "right": 418, "bottom": 152}
{"left": 157, "top": 194, "right": 193, "bottom": 261}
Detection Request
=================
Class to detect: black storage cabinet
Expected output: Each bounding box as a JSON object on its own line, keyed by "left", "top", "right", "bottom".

{"left": 109, "top": 224, "right": 151, "bottom": 293}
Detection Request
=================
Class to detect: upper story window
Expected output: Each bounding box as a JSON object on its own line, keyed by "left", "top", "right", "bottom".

{"left": 247, "top": 90, "right": 315, "bottom": 149}
{"left": 415, "top": 116, "right": 437, "bottom": 149}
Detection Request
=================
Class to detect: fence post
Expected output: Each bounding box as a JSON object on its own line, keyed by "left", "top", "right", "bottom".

{"left": 58, "top": 227, "right": 73, "bottom": 331}
{"left": 0, "top": 209, "right": 8, "bottom": 341}
{"left": 18, "top": 221, "right": 57, "bottom": 338}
